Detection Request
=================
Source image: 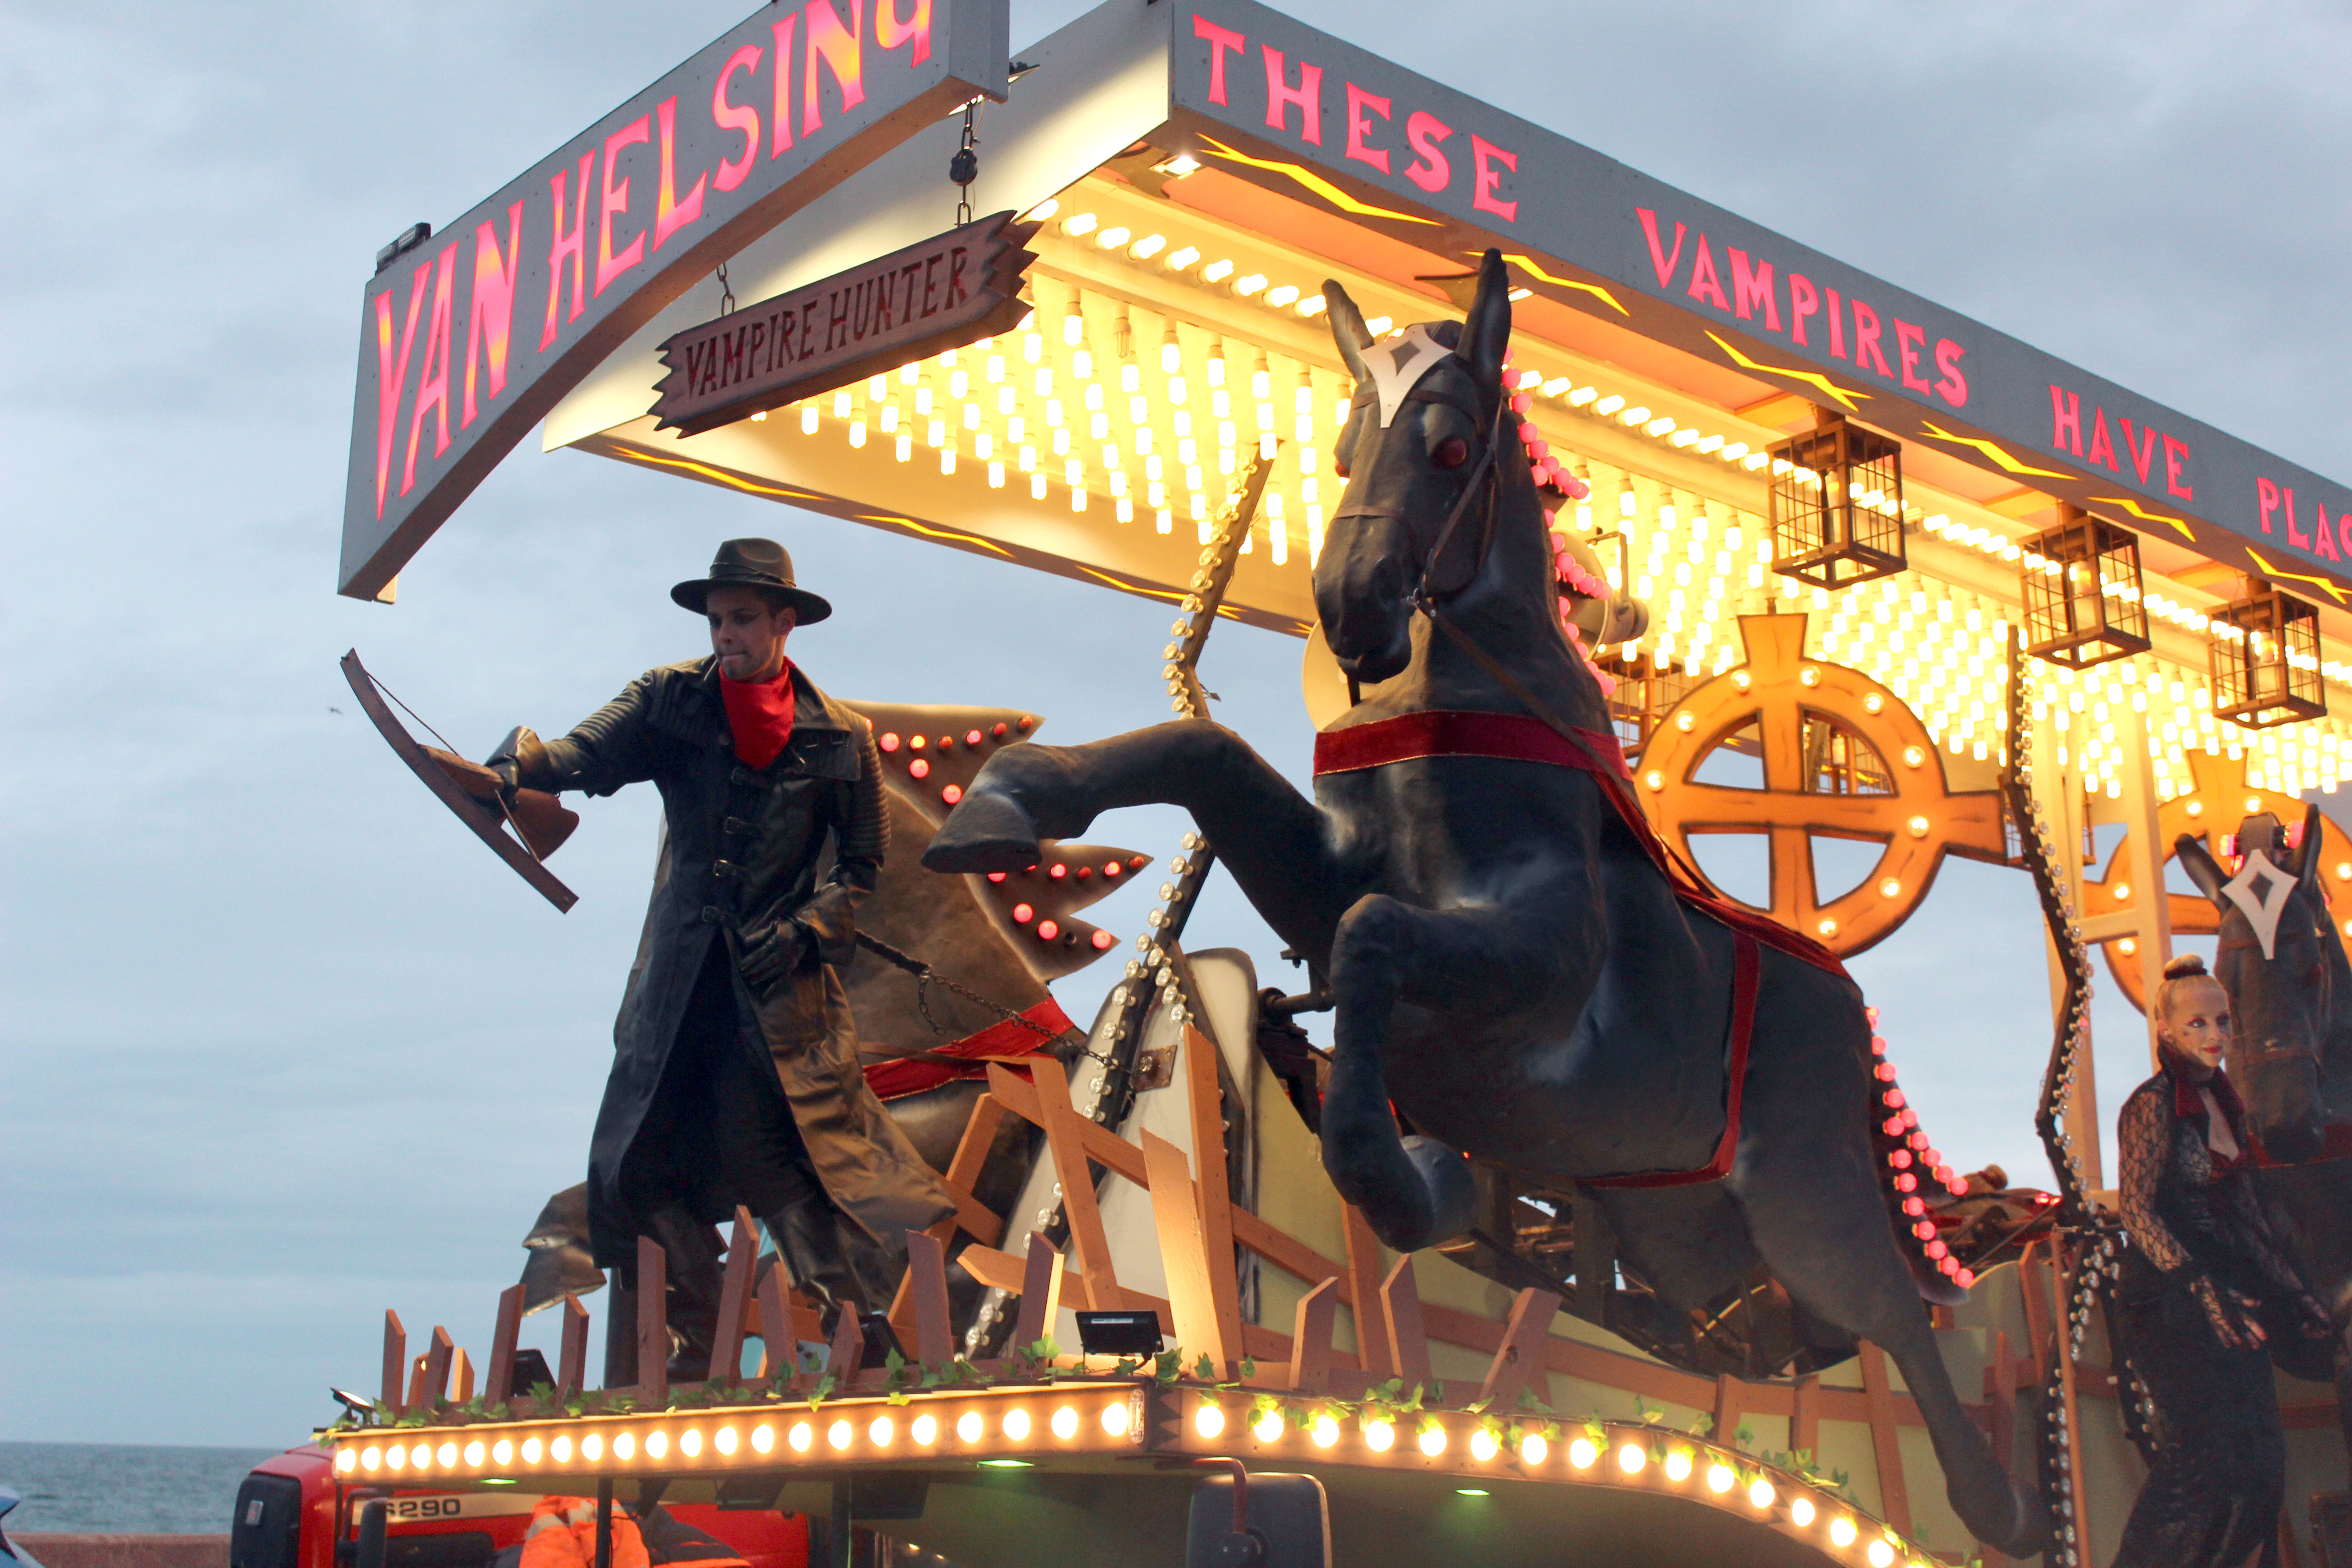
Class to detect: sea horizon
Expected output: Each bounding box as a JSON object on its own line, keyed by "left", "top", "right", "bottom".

{"left": 0, "top": 1441, "right": 281, "bottom": 1536}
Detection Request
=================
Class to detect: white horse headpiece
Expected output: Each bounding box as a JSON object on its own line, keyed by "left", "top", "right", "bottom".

{"left": 1357, "top": 324, "right": 1452, "bottom": 428}
{"left": 2221, "top": 847, "right": 2298, "bottom": 960}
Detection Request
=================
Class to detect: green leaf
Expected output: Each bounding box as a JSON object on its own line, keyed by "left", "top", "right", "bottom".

{"left": 1192, "top": 1352, "right": 1217, "bottom": 1381}
{"left": 805, "top": 1374, "right": 836, "bottom": 1414}
{"left": 1237, "top": 1356, "right": 1257, "bottom": 1379}
{"left": 1691, "top": 1411, "right": 1715, "bottom": 1437}
{"left": 1513, "top": 1388, "right": 1557, "bottom": 1416}
{"left": 1734, "top": 1420, "right": 1754, "bottom": 1448}
{"left": 527, "top": 1382, "right": 556, "bottom": 1406}
{"left": 1153, "top": 1349, "right": 1184, "bottom": 1386}
{"left": 884, "top": 1348, "right": 908, "bottom": 1383}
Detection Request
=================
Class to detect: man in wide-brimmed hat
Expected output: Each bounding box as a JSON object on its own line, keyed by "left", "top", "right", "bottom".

{"left": 493, "top": 539, "right": 952, "bottom": 1373}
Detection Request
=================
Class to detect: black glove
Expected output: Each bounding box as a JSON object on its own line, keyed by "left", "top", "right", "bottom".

{"left": 740, "top": 920, "right": 809, "bottom": 996}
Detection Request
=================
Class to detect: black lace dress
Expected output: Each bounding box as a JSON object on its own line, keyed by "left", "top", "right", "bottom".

{"left": 2112, "top": 1056, "right": 2318, "bottom": 1568}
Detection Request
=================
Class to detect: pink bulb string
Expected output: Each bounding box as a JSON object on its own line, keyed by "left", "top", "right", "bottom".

{"left": 1867, "top": 1004, "right": 1977, "bottom": 1290}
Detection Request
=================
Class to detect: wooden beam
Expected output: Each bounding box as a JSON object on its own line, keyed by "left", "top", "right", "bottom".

{"left": 421, "top": 1327, "right": 454, "bottom": 1411}
{"left": 559, "top": 1296, "right": 589, "bottom": 1396}
{"left": 1712, "top": 1374, "right": 1744, "bottom": 1447}
{"left": 1980, "top": 1330, "right": 2015, "bottom": 1568}
{"left": 904, "top": 1230, "right": 955, "bottom": 1366}
{"left": 1381, "top": 1255, "right": 1433, "bottom": 1389}
{"left": 1858, "top": 1341, "right": 1913, "bottom": 1537}
{"left": 1144, "top": 1131, "right": 1228, "bottom": 1375}
{"left": 1790, "top": 1374, "right": 1821, "bottom": 1458}
{"left": 381, "top": 1311, "right": 407, "bottom": 1416}
{"left": 1286, "top": 1279, "right": 1338, "bottom": 1393}
{"left": 985, "top": 1066, "right": 1148, "bottom": 1184}
{"left": 1571, "top": 1195, "right": 1614, "bottom": 1322}
{"left": 636, "top": 1237, "right": 669, "bottom": 1408}
{"left": 825, "top": 1300, "right": 865, "bottom": 1380}
{"left": 486, "top": 1285, "right": 524, "bottom": 1407}
{"left": 708, "top": 1210, "right": 760, "bottom": 1387}
{"left": 1181, "top": 1025, "right": 1247, "bottom": 1372}
{"left": 1342, "top": 1205, "right": 1395, "bottom": 1380}
{"left": 755, "top": 1259, "right": 794, "bottom": 1381}
{"left": 891, "top": 1096, "right": 1008, "bottom": 1348}
{"left": 1477, "top": 1289, "right": 1561, "bottom": 1411}
{"left": 448, "top": 1348, "right": 475, "bottom": 1406}
{"left": 1011, "top": 1057, "right": 1129, "bottom": 1310}
{"left": 1011, "top": 1233, "right": 1066, "bottom": 1352}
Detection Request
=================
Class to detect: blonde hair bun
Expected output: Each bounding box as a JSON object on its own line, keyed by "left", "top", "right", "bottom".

{"left": 2162, "top": 953, "right": 2210, "bottom": 981}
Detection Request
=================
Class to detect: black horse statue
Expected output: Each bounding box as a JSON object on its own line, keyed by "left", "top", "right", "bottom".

{"left": 923, "top": 251, "right": 2042, "bottom": 1555}
{"left": 2178, "top": 807, "right": 2352, "bottom": 1496}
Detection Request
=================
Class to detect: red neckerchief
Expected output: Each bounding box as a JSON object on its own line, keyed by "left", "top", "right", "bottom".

{"left": 718, "top": 661, "right": 797, "bottom": 770}
{"left": 2169, "top": 1057, "right": 2251, "bottom": 1172}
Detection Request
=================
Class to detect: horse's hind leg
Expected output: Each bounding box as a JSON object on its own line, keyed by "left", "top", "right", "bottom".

{"left": 1326, "top": 890, "right": 1596, "bottom": 1253}
{"left": 1730, "top": 995, "right": 2044, "bottom": 1556}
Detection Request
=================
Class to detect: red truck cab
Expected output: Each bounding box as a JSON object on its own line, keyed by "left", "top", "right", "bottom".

{"left": 228, "top": 1446, "right": 808, "bottom": 1568}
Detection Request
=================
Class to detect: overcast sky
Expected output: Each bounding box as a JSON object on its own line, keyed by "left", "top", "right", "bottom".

{"left": 5, "top": 0, "right": 2348, "bottom": 1450}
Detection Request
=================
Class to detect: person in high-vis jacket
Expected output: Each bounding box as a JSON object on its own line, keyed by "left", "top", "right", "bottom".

{"left": 493, "top": 539, "right": 953, "bottom": 1366}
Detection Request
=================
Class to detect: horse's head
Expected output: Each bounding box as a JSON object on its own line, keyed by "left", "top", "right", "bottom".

{"left": 2179, "top": 804, "right": 2334, "bottom": 1158}
{"left": 1315, "top": 250, "right": 1520, "bottom": 683}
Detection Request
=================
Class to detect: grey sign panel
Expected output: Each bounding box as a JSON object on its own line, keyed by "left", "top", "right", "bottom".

{"left": 1164, "top": 0, "right": 2352, "bottom": 603}
{"left": 338, "top": 0, "right": 1010, "bottom": 600}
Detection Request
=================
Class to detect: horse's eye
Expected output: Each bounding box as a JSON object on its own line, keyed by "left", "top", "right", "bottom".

{"left": 1432, "top": 435, "right": 1469, "bottom": 470}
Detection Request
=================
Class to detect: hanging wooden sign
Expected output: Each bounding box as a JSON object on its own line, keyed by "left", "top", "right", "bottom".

{"left": 649, "top": 210, "right": 1037, "bottom": 437}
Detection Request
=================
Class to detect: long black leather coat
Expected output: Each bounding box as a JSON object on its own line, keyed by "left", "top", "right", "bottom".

{"left": 537, "top": 655, "right": 955, "bottom": 1267}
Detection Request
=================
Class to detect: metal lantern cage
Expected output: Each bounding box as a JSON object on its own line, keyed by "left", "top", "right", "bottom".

{"left": 2210, "top": 577, "right": 2327, "bottom": 729}
{"left": 2020, "top": 508, "right": 2152, "bottom": 669}
{"left": 1765, "top": 415, "right": 1906, "bottom": 588}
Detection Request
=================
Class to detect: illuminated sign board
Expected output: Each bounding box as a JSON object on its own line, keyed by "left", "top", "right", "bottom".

{"left": 1165, "top": 0, "right": 2352, "bottom": 601}
{"left": 650, "top": 211, "right": 1036, "bottom": 437}
{"left": 338, "top": 0, "right": 1010, "bottom": 600}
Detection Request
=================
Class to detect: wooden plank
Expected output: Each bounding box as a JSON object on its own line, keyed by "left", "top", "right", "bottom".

{"left": 421, "top": 1327, "right": 454, "bottom": 1410}
{"left": 449, "top": 1348, "right": 475, "bottom": 1406}
{"left": 559, "top": 1296, "right": 589, "bottom": 1396}
{"left": 1713, "top": 1374, "right": 1744, "bottom": 1447}
{"left": 1479, "top": 1289, "right": 1562, "bottom": 1411}
{"left": 890, "top": 1096, "right": 1008, "bottom": 1348}
{"left": 986, "top": 1067, "right": 1149, "bottom": 1184}
{"left": 1143, "top": 1131, "right": 1229, "bottom": 1374}
{"left": 636, "top": 1237, "right": 669, "bottom": 1408}
{"left": 755, "top": 1258, "right": 794, "bottom": 1381}
{"left": 826, "top": 1301, "right": 866, "bottom": 1380}
{"left": 1380, "top": 1255, "right": 1432, "bottom": 1388}
{"left": 1341, "top": 1205, "right": 1395, "bottom": 1380}
{"left": 708, "top": 1210, "right": 760, "bottom": 1387}
{"left": 904, "top": 1229, "right": 955, "bottom": 1366}
{"left": 405, "top": 1353, "right": 431, "bottom": 1411}
{"left": 1790, "top": 1374, "right": 1821, "bottom": 1458}
{"left": 486, "top": 1285, "right": 524, "bottom": 1406}
{"left": 1858, "top": 1341, "right": 1913, "bottom": 1536}
{"left": 1571, "top": 1195, "right": 1614, "bottom": 1322}
{"left": 1286, "top": 1279, "right": 1338, "bottom": 1393}
{"left": 1979, "top": 1330, "right": 2014, "bottom": 1567}
{"left": 1181, "top": 1024, "right": 1247, "bottom": 1373}
{"left": 381, "top": 1311, "right": 407, "bottom": 1416}
{"left": 1008, "top": 1057, "right": 1129, "bottom": 1311}
{"left": 1011, "top": 1234, "right": 1066, "bottom": 1352}
{"left": 2018, "top": 1239, "right": 2056, "bottom": 1377}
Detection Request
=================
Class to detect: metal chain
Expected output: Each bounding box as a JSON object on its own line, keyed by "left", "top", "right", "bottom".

{"left": 715, "top": 261, "right": 735, "bottom": 316}
{"left": 853, "top": 931, "right": 1100, "bottom": 1061}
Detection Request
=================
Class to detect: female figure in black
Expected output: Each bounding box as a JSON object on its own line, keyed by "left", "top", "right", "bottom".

{"left": 2114, "top": 953, "right": 2332, "bottom": 1567}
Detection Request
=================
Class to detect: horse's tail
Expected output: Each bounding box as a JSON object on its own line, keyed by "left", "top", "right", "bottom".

{"left": 1866, "top": 1006, "right": 1976, "bottom": 1303}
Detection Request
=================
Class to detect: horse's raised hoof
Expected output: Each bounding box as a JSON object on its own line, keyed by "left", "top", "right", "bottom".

{"left": 1402, "top": 1135, "right": 1479, "bottom": 1248}
{"left": 921, "top": 791, "right": 1043, "bottom": 873}
{"left": 1955, "top": 1472, "right": 2046, "bottom": 1559}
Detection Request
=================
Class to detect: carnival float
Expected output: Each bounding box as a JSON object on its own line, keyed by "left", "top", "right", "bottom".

{"left": 251, "top": 1, "right": 2352, "bottom": 1564}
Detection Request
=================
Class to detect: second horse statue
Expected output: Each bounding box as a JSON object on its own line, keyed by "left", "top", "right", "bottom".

{"left": 923, "top": 250, "right": 2043, "bottom": 1555}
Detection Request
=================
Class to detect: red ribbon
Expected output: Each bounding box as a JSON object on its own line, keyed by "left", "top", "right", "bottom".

{"left": 864, "top": 996, "right": 1075, "bottom": 1102}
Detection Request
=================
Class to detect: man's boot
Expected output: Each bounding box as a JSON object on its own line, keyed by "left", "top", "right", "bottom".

{"left": 765, "top": 1202, "right": 867, "bottom": 1338}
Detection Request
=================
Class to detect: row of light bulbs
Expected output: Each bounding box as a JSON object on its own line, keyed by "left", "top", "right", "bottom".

{"left": 333, "top": 1394, "right": 1136, "bottom": 1479}
{"left": 1196, "top": 1399, "right": 1927, "bottom": 1568}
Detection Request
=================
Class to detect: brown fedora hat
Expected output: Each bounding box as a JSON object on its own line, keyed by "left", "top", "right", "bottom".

{"left": 670, "top": 538, "right": 833, "bottom": 622}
